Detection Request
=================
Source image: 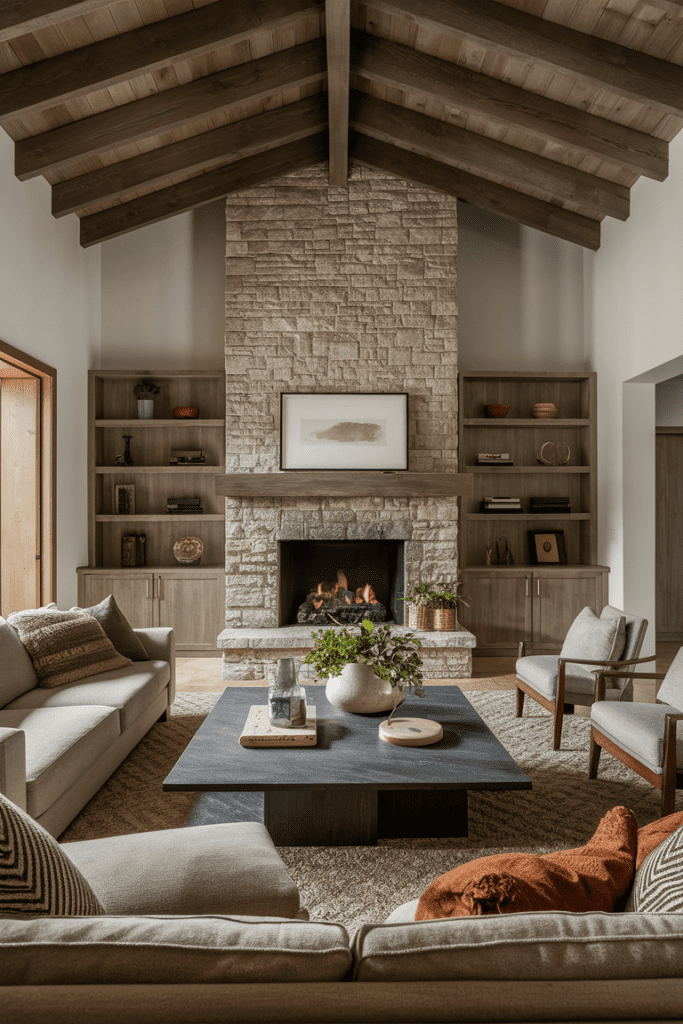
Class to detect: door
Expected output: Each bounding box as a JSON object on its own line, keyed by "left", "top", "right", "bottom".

{"left": 459, "top": 572, "right": 531, "bottom": 647}
{"left": 156, "top": 573, "right": 222, "bottom": 650}
{"left": 82, "top": 573, "right": 154, "bottom": 629}
{"left": 533, "top": 573, "right": 604, "bottom": 647}
{"left": 656, "top": 431, "right": 683, "bottom": 639}
{"left": 0, "top": 376, "right": 40, "bottom": 613}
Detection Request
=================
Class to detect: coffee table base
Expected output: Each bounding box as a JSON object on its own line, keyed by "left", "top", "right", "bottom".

{"left": 263, "top": 789, "right": 468, "bottom": 846}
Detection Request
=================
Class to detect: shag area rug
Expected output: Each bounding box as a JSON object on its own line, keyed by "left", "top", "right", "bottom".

{"left": 60, "top": 689, "right": 676, "bottom": 932}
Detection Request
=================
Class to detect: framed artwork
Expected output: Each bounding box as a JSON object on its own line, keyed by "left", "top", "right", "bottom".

{"left": 527, "top": 530, "right": 567, "bottom": 565}
{"left": 114, "top": 483, "right": 136, "bottom": 515}
{"left": 280, "top": 393, "right": 409, "bottom": 471}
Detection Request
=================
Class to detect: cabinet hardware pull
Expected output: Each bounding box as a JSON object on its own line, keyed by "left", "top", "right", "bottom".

{"left": 537, "top": 580, "right": 540, "bottom": 597}
{"left": 525, "top": 578, "right": 529, "bottom": 597}
{"left": 158, "top": 577, "right": 162, "bottom": 601}
{"left": 146, "top": 579, "right": 150, "bottom": 599}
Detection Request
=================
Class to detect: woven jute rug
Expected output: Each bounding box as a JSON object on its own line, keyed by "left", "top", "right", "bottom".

{"left": 60, "top": 688, "right": 676, "bottom": 932}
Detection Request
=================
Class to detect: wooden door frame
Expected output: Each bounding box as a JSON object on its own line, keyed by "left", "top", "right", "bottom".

{"left": 0, "top": 339, "right": 56, "bottom": 606}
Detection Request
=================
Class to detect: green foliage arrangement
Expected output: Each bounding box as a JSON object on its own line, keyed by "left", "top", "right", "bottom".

{"left": 400, "top": 578, "right": 470, "bottom": 610}
{"left": 304, "top": 619, "right": 425, "bottom": 696}
{"left": 133, "top": 379, "right": 160, "bottom": 399}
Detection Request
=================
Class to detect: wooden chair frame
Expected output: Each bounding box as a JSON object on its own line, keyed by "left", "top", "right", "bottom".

{"left": 588, "top": 669, "right": 683, "bottom": 817}
{"left": 516, "top": 642, "right": 656, "bottom": 751}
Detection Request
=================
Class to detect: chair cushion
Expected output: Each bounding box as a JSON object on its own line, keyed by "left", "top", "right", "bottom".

{"left": 656, "top": 647, "right": 683, "bottom": 708}
{"left": 560, "top": 606, "right": 626, "bottom": 664}
{"left": 627, "top": 824, "right": 683, "bottom": 912}
{"left": 0, "top": 915, "right": 352, "bottom": 985}
{"left": 0, "top": 706, "right": 120, "bottom": 819}
{"left": 7, "top": 661, "right": 170, "bottom": 732}
{"left": 6, "top": 607, "right": 131, "bottom": 688}
{"left": 516, "top": 655, "right": 595, "bottom": 698}
{"left": 71, "top": 595, "right": 149, "bottom": 662}
{"left": 591, "top": 700, "right": 683, "bottom": 772}
{"left": 415, "top": 805, "right": 637, "bottom": 919}
{"left": 0, "top": 792, "right": 104, "bottom": 917}
{"left": 0, "top": 617, "right": 38, "bottom": 706}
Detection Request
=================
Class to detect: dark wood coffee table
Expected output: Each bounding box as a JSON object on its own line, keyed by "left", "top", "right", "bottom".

{"left": 163, "top": 685, "right": 531, "bottom": 846}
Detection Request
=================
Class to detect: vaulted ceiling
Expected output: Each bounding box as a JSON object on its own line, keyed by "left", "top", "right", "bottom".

{"left": 3, "top": 0, "right": 683, "bottom": 250}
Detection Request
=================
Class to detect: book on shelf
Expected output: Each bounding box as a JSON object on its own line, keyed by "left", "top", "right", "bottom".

{"left": 169, "top": 449, "right": 205, "bottom": 465}
{"left": 478, "top": 452, "right": 513, "bottom": 465}
{"left": 529, "top": 496, "right": 571, "bottom": 513}
{"left": 481, "top": 496, "right": 522, "bottom": 513}
{"left": 239, "top": 704, "right": 317, "bottom": 747}
{"left": 167, "top": 497, "right": 203, "bottom": 514}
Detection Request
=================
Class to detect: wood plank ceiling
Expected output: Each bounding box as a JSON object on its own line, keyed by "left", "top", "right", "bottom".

{"left": 3, "top": 0, "right": 683, "bottom": 249}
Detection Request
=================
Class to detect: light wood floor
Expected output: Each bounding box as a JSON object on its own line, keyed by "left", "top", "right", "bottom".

{"left": 176, "top": 642, "right": 679, "bottom": 704}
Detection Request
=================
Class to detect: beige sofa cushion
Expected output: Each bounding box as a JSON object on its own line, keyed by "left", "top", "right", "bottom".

{"left": 63, "top": 822, "right": 302, "bottom": 919}
{"left": 7, "top": 661, "right": 170, "bottom": 732}
{"left": 0, "top": 617, "right": 38, "bottom": 706}
{"left": 354, "top": 911, "right": 683, "bottom": 982}
{"left": 0, "top": 915, "right": 352, "bottom": 985}
{"left": 0, "top": 706, "right": 120, "bottom": 819}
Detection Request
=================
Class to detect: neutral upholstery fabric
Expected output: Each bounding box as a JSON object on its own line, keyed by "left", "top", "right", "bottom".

{"left": 0, "top": 793, "right": 104, "bottom": 917}
{"left": 63, "top": 822, "right": 302, "bottom": 918}
{"left": 7, "top": 661, "right": 170, "bottom": 732}
{"left": 0, "top": 706, "right": 120, "bottom": 818}
{"left": 591, "top": 700, "right": 683, "bottom": 772}
{"left": 515, "top": 655, "right": 596, "bottom": 698}
{"left": 655, "top": 647, "right": 683, "bottom": 708}
{"left": 636, "top": 811, "right": 683, "bottom": 870}
{"left": 0, "top": 728, "right": 26, "bottom": 809}
{"left": 560, "top": 606, "right": 626, "bottom": 664}
{"left": 73, "top": 595, "right": 149, "bottom": 662}
{"left": 627, "top": 825, "right": 683, "bottom": 913}
{"left": 353, "top": 911, "right": 683, "bottom": 983}
{"left": 7, "top": 608, "right": 131, "bottom": 688}
{"left": 0, "top": 617, "right": 38, "bottom": 705}
{"left": 0, "top": 915, "right": 352, "bottom": 985}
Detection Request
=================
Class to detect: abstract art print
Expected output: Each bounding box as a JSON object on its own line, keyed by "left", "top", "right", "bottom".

{"left": 280, "top": 393, "right": 408, "bottom": 470}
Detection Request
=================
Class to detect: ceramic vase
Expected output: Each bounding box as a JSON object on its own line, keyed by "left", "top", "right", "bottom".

{"left": 325, "top": 662, "right": 405, "bottom": 714}
{"left": 137, "top": 399, "right": 154, "bottom": 419}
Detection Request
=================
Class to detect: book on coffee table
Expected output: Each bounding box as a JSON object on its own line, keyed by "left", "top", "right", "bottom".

{"left": 239, "top": 705, "right": 317, "bottom": 747}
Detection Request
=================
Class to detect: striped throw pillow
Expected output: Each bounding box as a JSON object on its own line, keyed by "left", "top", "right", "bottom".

{"left": 7, "top": 606, "right": 131, "bottom": 688}
{"left": 0, "top": 794, "right": 104, "bottom": 917}
{"left": 627, "top": 823, "right": 683, "bottom": 912}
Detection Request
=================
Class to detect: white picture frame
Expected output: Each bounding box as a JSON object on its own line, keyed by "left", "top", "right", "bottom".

{"left": 280, "top": 393, "right": 409, "bottom": 471}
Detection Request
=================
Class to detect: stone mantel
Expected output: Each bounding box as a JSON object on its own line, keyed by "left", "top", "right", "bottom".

{"left": 218, "top": 624, "right": 476, "bottom": 650}
{"left": 215, "top": 472, "right": 473, "bottom": 499}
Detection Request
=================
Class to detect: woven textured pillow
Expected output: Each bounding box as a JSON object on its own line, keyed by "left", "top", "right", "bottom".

{"left": 560, "top": 606, "right": 626, "bottom": 664}
{"left": 627, "top": 823, "right": 683, "bottom": 912}
{"left": 416, "top": 806, "right": 637, "bottom": 919}
{"left": 7, "top": 607, "right": 131, "bottom": 688}
{"left": 636, "top": 811, "right": 683, "bottom": 870}
{"left": 71, "top": 594, "right": 149, "bottom": 662}
{"left": 0, "top": 793, "right": 104, "bottom": 917}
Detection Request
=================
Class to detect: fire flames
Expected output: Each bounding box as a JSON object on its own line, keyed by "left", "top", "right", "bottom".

{"left": 297, "top": 568, "right": 384, "bottom": 624}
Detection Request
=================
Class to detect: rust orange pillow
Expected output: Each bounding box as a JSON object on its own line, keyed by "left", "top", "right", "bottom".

{"left": 636, "top": 811, "right": 683, "bottom": 869}
{"left": 415, "top": 806, "right": 637, "bottom": 920}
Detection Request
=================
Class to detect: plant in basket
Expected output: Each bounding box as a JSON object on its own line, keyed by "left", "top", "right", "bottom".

{"left": 304, "top": 618, "right": 424, "bottom": 715}
{"left": 400, "top": 578, "right": 470, "bottom": 631}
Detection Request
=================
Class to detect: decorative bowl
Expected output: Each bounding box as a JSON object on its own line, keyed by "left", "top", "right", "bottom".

{"left": 532, "top": 402, "right": 558, "bottom": 419}
{"left": 484, "top": 404, "right": 510, "bottom": 418}
{"left": 173, "top": 407, "right": 199, "bottom": 418}
{"left": 173, "top": 536, "right": 203, "bottom": 565}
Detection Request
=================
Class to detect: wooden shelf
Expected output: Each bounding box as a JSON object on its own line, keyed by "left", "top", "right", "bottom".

{"left": 96, "top": 465, "right": 224, "bottom": 474}
{"left": 470, "top": 466, "right": 590, "bottom": 473}
{"left": 463, "top": 418, "right": 590, "bottom": 427}
{"left": 95, "top": 419, "right": 225, "bottom": 427}
{"left": 466, "top": 512, "right": 591, "bottom": 520}
{"left": 96, "top": 514, "right": 225, "bottom": 522}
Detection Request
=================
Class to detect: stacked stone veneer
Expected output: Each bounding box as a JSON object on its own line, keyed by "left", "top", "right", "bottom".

{"left": 222, "top": 164, "right": 470, "bottom": 679}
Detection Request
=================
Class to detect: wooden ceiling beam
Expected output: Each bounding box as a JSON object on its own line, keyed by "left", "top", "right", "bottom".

{"left": 0, "top": 0, "right": 115, "bottom": 43}
{"left": 325, "top": 0, "right": 350, "bottom": 187}
{"left": 79, "top": 133, "right": 329, "bottom": 248}
{"left": 52, "top": 94, "right": 329, "bottom": 217}
{"left": 350, "top": 92, "right": 629, "bottom": 221}
{"left": 349, "top": 131, "right": 600, "bottom": 250}
{"left": 352, "top": 31, "right": 668, "bottom": 182}
{"left": 15, "top": 38, "right": 327, "bottom": 181}
{"left": 367, "top": 0, "right": 683, "bottom": 118}
{"left": 0, "top": 0, "right": 324, "bottom": 122}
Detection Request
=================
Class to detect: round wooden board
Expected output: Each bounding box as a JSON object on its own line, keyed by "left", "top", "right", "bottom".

{"left": 378, "top": 717, "right": 443, "bottom": 747}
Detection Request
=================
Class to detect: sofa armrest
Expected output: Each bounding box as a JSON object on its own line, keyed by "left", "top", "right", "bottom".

{"left": 134, "top": 627, "right": 175, "bottom": 706}
{"left": 0, "top": 727, "right": 27, "bottom": 810}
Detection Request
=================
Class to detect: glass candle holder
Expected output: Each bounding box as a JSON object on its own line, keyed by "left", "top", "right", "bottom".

{"left": 268, "top": 658, "right": 306, "bottom": 728}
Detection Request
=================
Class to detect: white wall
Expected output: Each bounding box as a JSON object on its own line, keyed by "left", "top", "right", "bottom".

{"left": 100, "top": 201, "right": 225, "bottom": 369}
{"left": 657, "top": 373, "right": 683, "bottom": 425}
{"left": 0, "top": 130, "right": 101, "bottom": 607}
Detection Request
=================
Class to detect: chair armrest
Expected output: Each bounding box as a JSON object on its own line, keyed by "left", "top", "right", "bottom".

{"left": 560, "top": 654, "right": 657, "bottom": 669}
{"left": 518, "top": 641, "right": 526, "bottom": 659}
{"left": 663, "top": 712, "right": 683, "bottom": 779}
{"left": 0, "top": 728, "right": 26, "bottom": 810}
{"left": 134, "top": 627, "right": 175, "bottom": 706}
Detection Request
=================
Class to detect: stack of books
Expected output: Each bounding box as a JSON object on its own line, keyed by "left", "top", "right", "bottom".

{"left": 481, "top": 496, "right": 522, "bottom": 513}
{"left": 478, "top": 452, "right": 514, "bottom": 466}
{"left": 529, "top": 496, "right": 571, "bottom": 514}
{"left": 169, "top": 449, "right": 205, "bottom": 465}
{"left": 167, "top": 497, "right": 203, "bottom": 514}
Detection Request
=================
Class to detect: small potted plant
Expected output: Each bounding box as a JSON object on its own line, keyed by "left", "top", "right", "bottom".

{"left": 133, "top": 379, "right": 160, "bottom": 419}
{"left": 429, "top": 580, "right": 471, "bottom": 632}
{"left": 304, "top": 618, "right": 425, "bottom": 715}
{"left": 400, "top": 582, "right": 435, "bottom": 630}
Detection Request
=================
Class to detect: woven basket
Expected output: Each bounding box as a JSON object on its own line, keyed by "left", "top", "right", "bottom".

{"left": 415, "top": 605, "right": 434, "bottom": 631}
{"left": 405, "top": 604, "right": 418, "bottom": 629}
{"left": 433, "top": 607, "right": 456, "bottom": 632}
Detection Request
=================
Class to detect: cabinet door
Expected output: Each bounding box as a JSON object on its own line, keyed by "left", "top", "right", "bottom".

{"left": 533, "top": 573, "right": 604, "bottom": 647}
{"left": 81, "top": 573, "right": 154, "bottom": 629}
{"left": 156, "top": 573, "right": 223, "bottom": 651}
{"left": 459, "top": 573, "right": 531, "bottom": 647}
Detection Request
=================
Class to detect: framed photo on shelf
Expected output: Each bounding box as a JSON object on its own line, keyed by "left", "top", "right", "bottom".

{"left": 527, "top": 530, "right": 567, "bottom": 565}
{"left": 114, "top": 483, "right": 136, "bottom": 515}
{"left": 280, "top": 392, "right": 409, "bottom": 471}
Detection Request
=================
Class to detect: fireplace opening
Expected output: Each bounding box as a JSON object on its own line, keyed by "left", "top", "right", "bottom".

{"left": 278, "top": 540, "right": 405, "bottom": 627}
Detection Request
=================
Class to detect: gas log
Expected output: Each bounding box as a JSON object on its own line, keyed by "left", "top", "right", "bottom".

{"left": 296, "top": 570, "right": 387, "bottom": 625}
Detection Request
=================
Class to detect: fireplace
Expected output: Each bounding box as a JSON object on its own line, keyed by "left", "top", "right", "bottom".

{"left": 278, "top": 540, "right": 405, "bottom": 627}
